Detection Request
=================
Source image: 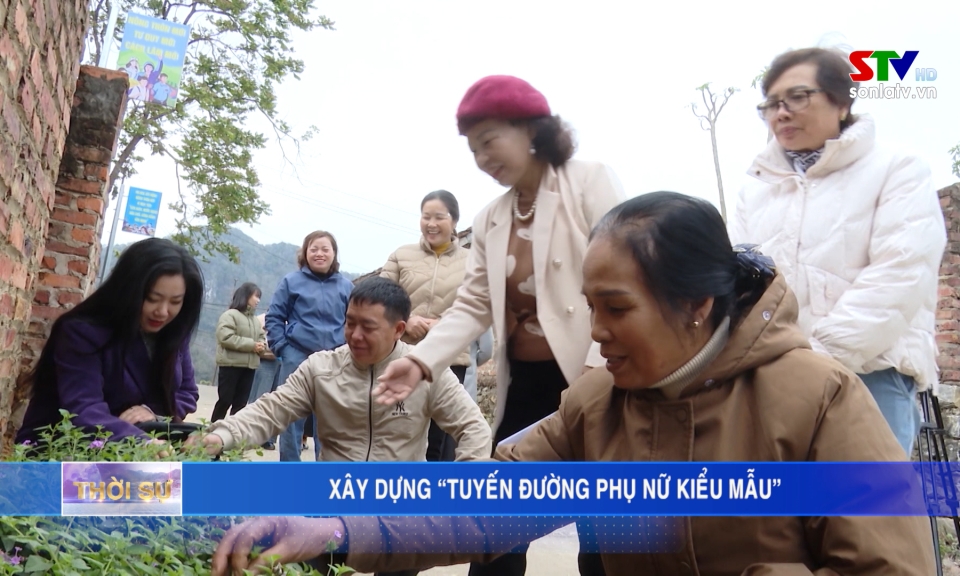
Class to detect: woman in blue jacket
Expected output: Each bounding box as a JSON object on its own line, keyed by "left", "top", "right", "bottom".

{"left": 265, "top": 230, "right": 353, "bottom": 461}
{"left": 15, "top": 238, "right": 203, "bottom": 446}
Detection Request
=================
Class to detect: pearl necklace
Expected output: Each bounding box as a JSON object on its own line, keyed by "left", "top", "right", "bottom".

{"left": 512, "top": 190, "right": 536, "bottom": 222}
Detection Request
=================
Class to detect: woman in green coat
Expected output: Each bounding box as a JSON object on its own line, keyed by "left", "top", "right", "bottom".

{"left": 211, "top": 282, "right": 266, "bottom": 421}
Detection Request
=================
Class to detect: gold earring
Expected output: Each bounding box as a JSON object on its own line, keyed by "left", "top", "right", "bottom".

{"left": 692, "top": 320, "right": 701, "bottom": 328}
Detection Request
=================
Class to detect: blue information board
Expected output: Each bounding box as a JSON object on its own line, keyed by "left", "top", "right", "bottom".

{"left": 121, "top": 187, "right": 162, "bottom": 236}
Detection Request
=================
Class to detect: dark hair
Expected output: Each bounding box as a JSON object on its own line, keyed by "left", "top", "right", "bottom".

{"left": 421, "top": 190, "right": 460, "bottom": 224}
{"left": 229, "top": 282, "right": 261, "bottom": 312}
{"left": 510, "top": 115, "right": 577, "bottom": 167}
{"left": 25, "top": 238, "right": 204, "bottom": 417}
{"left": 297, "top": 230, "right": 340, "bottom": 274}
{"left": 590, "top": 192, "right": 771, "bottom": 329}
{"left": 349, "top": 277, "right": 412, "bottom": 324}
{"left": 762, "top": 47, "right": 858, "bottom": 131}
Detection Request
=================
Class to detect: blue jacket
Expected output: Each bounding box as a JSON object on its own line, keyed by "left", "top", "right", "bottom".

{"left": 16, "top": 318, "right": 199, "bottom": 443}
{"left": 265, "top": 267, "right": 353, "bottom": 357}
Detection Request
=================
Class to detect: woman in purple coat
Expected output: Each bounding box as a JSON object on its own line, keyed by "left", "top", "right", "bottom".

{"left": 15, "top": 238, "right": 204, "bottom": 446}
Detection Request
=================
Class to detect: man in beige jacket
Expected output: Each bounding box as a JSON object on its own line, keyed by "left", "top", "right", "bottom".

{"left": 191, "top": 277, "right": 492, "bottom": 462}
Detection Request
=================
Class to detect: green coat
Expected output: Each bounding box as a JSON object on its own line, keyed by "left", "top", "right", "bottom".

{"left": 215, "top": 308, "right": 265, "bottom": 369}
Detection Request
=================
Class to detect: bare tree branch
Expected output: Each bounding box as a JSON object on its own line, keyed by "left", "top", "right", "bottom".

{"left": 692, "top": 82, "right": 737, "bottom": 222}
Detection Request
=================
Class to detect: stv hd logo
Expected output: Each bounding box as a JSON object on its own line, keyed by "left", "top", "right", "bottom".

{"left": 848, "top": 51, "right": 937, "bottom": 82}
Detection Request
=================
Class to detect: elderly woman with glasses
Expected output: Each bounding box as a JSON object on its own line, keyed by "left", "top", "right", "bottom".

{"left": 730, "top": 47, "right": 947, "bottom": 456}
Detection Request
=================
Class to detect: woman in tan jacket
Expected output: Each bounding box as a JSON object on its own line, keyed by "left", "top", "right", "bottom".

{"left": 212, "top": 192, "right": 935, "bottom": 576}
{"left": 376, "top": 75, "right": 626, "bottom": 575}
{"left": 211, "top": 282, "right": 266, "bottom": 422}
{"left": 380, "top": 190, "right": 471, "bottom": 462}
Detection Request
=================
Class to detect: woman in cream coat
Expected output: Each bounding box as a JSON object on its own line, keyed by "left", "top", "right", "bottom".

{"left": 376, "top": 74, "right": 625, "bottom": 576}
{"left": 731, "top": 47, "right": 946, "bottom": 456}
{"left": 380, "top": 189, "right": 473, "bottom": 462}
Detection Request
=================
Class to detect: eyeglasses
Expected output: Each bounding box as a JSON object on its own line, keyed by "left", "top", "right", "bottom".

{"left": 757, "top": 88, "right": 824, "bottom": 120}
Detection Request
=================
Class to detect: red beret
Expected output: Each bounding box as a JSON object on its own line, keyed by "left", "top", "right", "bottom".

{"left": 456, "top": 75, "right": 551, "bottom": 135}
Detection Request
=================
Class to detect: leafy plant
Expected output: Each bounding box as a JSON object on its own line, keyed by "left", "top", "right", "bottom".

{"left": 1, "top": 412, "right": 353, "bottom": 575}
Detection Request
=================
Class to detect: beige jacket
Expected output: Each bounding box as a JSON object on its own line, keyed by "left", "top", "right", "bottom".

{"left": 343, "top": 274, "right": 934, "bottom": 575}
{"left": 215, "top": 308, "right": 265, "bottom": 370}
{"left": 408, "top": 159, "right": 627, "bottom": 435}
{"left": 206, "top": 341, "right": 492, "bottom": 462}
{"left": 380, "top": 237, "right": 471, "bottom": 367}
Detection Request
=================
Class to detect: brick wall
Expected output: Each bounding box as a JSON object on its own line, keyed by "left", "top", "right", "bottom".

{"left": 0, "top": 0, "right": 90, "bottom": 446}
{"left": 937, "top": 182, "right": 960, "bottom": 451}
{"left": 4, "top": 67, "right": 129, "bottom": 445}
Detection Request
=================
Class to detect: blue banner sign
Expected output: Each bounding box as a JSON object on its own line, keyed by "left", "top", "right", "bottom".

{"left": 121, "top": 187, "right": 162, "bottom": 236}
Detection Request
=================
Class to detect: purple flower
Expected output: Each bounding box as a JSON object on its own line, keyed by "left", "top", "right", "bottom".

{"left": 334, "top": 530, "right": 342, "bottom": 539}
{"left": 2, "top": 547, "right": 23, "bottom": 565}
{"left": 88, "top": 440, "right": 105, "bottom": 449}
{"left": 20, "top": 440, "right": 31, "bottom": 446}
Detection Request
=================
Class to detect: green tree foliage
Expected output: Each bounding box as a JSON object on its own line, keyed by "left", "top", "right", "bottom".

{"left": 85, "top": 0, "right": 333, "bottom": 262}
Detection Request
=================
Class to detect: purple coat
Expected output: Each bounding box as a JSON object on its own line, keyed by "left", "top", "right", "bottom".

{"left": 16, "top": 319, "right": 199, "bottom": 444}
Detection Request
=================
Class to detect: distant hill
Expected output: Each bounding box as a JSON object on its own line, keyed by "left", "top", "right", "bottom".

{"left": 106, "top": 228, "right": 359, "bottom": 383}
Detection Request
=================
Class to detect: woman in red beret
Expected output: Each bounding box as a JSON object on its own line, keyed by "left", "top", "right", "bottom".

{"left": 376, "top": 74, "right": 626, "bottom": 576}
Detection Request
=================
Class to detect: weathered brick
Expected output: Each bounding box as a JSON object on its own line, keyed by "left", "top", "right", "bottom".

{"left": 2, "top": 99, "right": 22, "bottom": 145}
{"left": 29, "top": 305, "right": 64, "bottom": 320}
{"left": 51, "top": 208, "right": 98, "bottom": 227}
{"left": 70, "top": 227, "right": 96, "bottom": 244}
{"left": 39, "top": 273, "right": 80, "bottom": 289}
{"left": 66, "top": 260, "right": 88, "bottom": 275}
{"left": 43, "top": 240, "right": 87, "bottom": 257}
{"left": 9, "top": 220, "right": 24, "bottom": 252}
{"left": 56, "top": 291, "right": 83, "bottom": 306}
{"left": 34, "top": 0, "right": 47, "bottom": 39}
{"left": 57, "top": 176, "right": 102, "bottom": 195}
{"left": 65, "top": 144, "right": 110, "bottom": 164}
{"left": 0, "top": 294, "right": 13, "bottom": 316}
{"left": 13, "top": 2, "right": 29, "bottom": 48}
{"left": 76, "top": 197, "right": 104, "bottom": 214}
{"left": 83, "top": 163, "right": 108, "bottom": 180}
{"left": 32, "top": 289, "right": 50, "bottom": 305}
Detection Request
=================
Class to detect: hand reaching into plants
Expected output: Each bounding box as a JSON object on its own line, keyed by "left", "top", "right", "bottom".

{"left": 183, "top": 433, "right": 225, "bottom": 456}
{"left": 211, "top": 516, "right": 346, "bottom": 576}
{"left": 146, "top": 438, "right": 170, "bottom": 459}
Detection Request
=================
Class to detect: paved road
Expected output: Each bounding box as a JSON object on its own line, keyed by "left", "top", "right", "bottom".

{"left": 188, "top": 385, "right": 581, "bottom": 576}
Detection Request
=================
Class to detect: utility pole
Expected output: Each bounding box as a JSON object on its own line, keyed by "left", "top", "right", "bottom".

{"left": 97, "top": 0, "right": 121, "bottom": 68}
{"left": 98, "top": 176, "right": 128, "bottom": 286}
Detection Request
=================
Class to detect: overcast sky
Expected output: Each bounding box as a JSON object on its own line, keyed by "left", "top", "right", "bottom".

{"left": 106, "top": 0, "right": 959, "bottom": 275}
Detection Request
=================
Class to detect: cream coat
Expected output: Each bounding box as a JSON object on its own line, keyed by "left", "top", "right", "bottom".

{"left": 730, "top": 114, "right": 946, "bottom": 391}
{"left": 408, "top": 159, "right": 627, "bottom": 435}
{"left": 207, "top": 341, "right": 491, "bottom": 462}
{"left": 380, "top": 237, "right": 471, "bottom": 367}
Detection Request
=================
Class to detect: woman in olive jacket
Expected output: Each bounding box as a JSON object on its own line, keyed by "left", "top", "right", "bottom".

{"left": 211, "top": 282, "right": 266, "bottom": 422}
